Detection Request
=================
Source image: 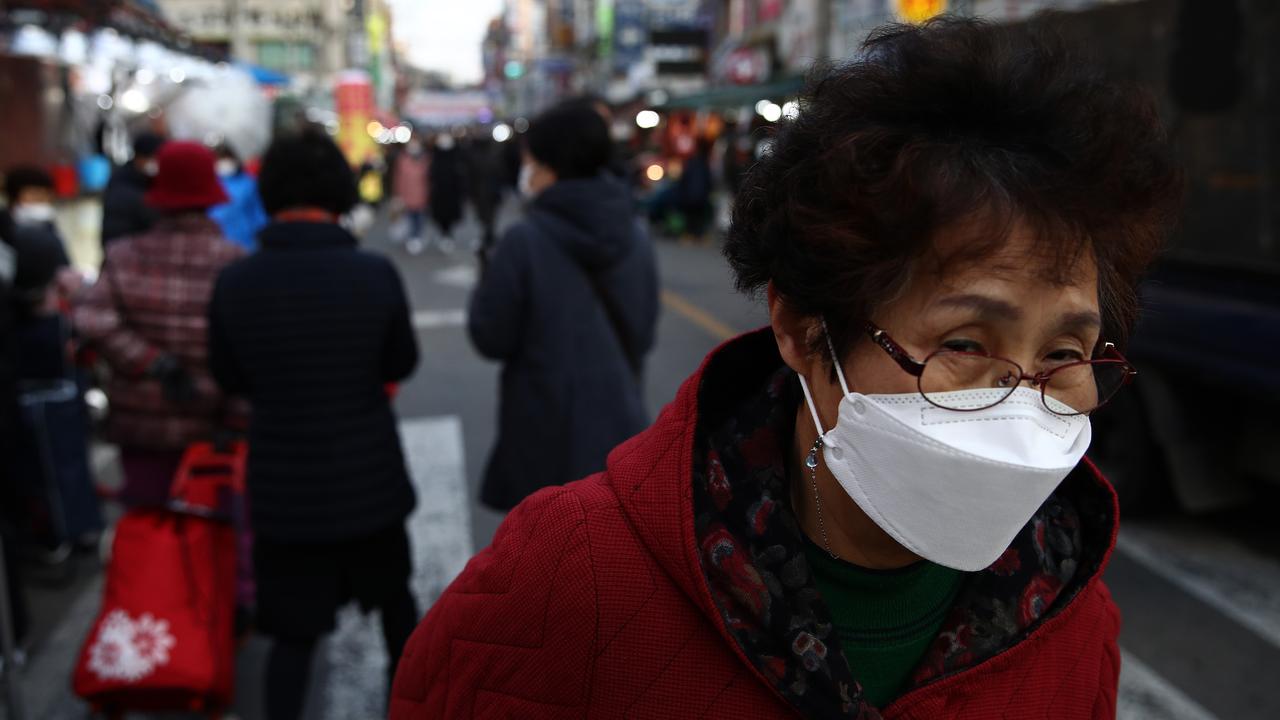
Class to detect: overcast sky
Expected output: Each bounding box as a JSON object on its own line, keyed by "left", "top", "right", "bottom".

{"left": 386, "top": 0, "right": 504, "bottom": 84}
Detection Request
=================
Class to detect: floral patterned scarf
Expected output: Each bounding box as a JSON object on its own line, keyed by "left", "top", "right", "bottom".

{"left": 692, "top": 367, "right": 1112, "bottom": 717}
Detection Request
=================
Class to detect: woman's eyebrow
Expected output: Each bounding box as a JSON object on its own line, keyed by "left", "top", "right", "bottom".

{"left": 934, "top": 293, "right": 1022, "bottom": 322}
{"left": 1056, "top": 310, "right": 1103, "bottom": 333}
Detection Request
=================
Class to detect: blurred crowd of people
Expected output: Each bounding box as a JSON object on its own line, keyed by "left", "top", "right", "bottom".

{"left": 0, "top": 91, "right": 662, "bottom": 717}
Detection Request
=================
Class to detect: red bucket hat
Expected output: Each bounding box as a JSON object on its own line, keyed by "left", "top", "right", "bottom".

{"left": 144, "top": 141, "right": 229, "bottom": 210}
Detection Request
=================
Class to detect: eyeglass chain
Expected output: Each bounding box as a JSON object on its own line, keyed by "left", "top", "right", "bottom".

{"left": 806, "top": 437, "right": 839, "bottom": 560}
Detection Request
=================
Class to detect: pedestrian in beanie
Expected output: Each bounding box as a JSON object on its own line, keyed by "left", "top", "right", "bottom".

{"left": 207, "top": 127, "right": 420, "bottom": 720}
{"left": 391, "top": 18, "right": 1182, "bottom": 719}
{"left": 75, "top": 141, "right": 244, "bottom": 507}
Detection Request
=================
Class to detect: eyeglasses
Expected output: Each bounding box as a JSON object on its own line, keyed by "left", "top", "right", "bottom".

{"left": 861, "top": 322, "right": 1137, "bottom": 416}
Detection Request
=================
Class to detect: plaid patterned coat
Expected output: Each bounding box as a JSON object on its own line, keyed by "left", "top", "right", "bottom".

{"left": 75, "top": 214, "right": 245, "bottom": 450}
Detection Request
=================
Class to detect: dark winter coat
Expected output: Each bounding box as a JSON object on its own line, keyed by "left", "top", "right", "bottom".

{"left": 469, "top": 175, "right": 659, "bottom": 510}
{"left": 208, "top": 221, "right": 419, "bottom": 543}
{"left": 428, "top": 146, "right": 464, "bottom": 234}
{"left": 392, "top": 330, "right": 1123, "bottom": 719}
{"left": 101, "top": 163, "right": 157, "bottom": 244}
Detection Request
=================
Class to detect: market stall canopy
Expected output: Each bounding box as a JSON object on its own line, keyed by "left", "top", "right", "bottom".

{"left": 237, "top": 62, "right": 291, "bottom": 88}
{"left": 656, "top": 76, "right": 804, "bottom": 110}
{"left": 4, "top": 0, "right": 203, "bottom": 52}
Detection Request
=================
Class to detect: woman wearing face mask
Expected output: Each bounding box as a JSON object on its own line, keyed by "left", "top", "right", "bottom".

{"left": 467, "top": 100, "right": 659, "bottom": 512}
{"left": 391, "top": 18, "right": 1182, "bottom": 719}
{"left": 209, "top": 145, "right": 269, "bottom": 252}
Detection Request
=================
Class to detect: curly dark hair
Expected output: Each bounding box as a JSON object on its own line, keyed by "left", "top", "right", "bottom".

{"left": 724, "top": 16, "right": 1184, "bottom": 358}
{"left": 258, "top": 126, "right": 358, "bottom": 216}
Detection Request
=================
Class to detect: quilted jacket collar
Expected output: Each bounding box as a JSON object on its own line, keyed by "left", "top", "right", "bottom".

{"left": 604, "top": 328, "right": 1119, "bottom": 716}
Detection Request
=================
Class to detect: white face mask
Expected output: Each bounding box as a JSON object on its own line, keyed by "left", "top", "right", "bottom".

{"left": 797, "top": 330, "right": 1092, "bottom": 572}
{"left": 215, "top": 159, "right": 237, "bottom": 177}
{"left": 517, "top": 163, "right": 537, "bottom": 199}
{"left": 13, "top": 202, "right": 56, "bottom": 225}
{"left": 142, "top": 160, "right": 159, "bottom": 177}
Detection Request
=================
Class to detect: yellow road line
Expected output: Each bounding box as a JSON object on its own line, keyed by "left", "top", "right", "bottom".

{"left": 661, "top": 289, "right": 738, "bottom": 341}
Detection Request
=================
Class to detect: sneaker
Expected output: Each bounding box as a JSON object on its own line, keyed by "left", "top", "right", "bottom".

{"left": 406, "top": 238, "right": 425, "bottom": 255}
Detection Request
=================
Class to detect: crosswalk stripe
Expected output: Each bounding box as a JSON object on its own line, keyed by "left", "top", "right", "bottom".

{"left": 1117, "top": 524, "right": 1280, "bottom": 651}
{"left": 1118, "top": 649, "right": 1218, "bottom": 720}
{"left": 322, "top": 416, "right": 474, "bottom": 719}
{"left": 412, "top": 309, "right": 467, "bottom": 329}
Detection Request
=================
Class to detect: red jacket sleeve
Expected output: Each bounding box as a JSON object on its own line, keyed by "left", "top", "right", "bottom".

{"left": 390, "top": 485, "right": 601, "bottom": 718}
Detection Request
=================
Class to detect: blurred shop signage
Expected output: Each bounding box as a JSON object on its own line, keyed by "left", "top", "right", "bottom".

{"left": 335, "top": 71, "right": 377, "bottom": 166}
{"left": 780, "top": 0, "right": 822, "bottom": 72}
{"left": 402, "top": 90, "right": 492, "bottom": 126}
{"left": 894, "top": 0, "right": 948, "bottom": 23}
{"left": 650, "top": 27, "right": 709, "bottom": 78}
{"left": 722, "top": 46, "right": 770, "bottom": 85}
{"left": 971, "top": 0, "right": 1099, "bottom": 21}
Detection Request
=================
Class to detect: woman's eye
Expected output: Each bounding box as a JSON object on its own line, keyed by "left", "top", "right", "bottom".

{"left": 942, "top": 338, "right": 985, "bottom": 354}
{"left": 1045, "top": 348, "right": 1086, "bottom": 364}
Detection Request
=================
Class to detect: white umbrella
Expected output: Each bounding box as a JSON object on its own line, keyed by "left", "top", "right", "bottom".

{"left": 165, "top": 67, "right": 272, "bottom": 161}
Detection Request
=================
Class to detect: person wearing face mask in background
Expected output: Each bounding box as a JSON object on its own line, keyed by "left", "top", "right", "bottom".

{"left": 1, "top": 166, "right": 102, "bottom": 560}
{"left": 1, "top": 166, "right": 78, "bottom": 368}
{"left": 391, "top": 19, "right": 1183, "bottom": 719}
{"left": 467, "top": 100, "right": 659, "bottom": 512}
{"left": 209, "top": 145, "right": 269, "bottom": 253}
{"left": 393, "top": 137, "right": 430, "bottom": 253}
{"left": 101, "top": 132, "right": 165, "bottom": 246}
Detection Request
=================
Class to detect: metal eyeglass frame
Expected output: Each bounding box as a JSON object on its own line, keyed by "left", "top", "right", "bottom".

{"left": 862, "top": 322, "right": 1138, "bottom": 416}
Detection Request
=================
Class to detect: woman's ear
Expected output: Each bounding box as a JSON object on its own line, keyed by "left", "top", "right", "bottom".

{"left": 768, "top": 281, "right": 818, "bottom": 376}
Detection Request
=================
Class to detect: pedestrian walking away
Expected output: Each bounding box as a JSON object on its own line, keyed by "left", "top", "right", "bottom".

{"left": 427, "top": 133, "right": 464, "bottom": 246}
{"left": 468, "top": 99, "right": 659, "bottom": 512}
{"left": 100, "top": 132, "right": 165, "bottom": 246}
{"left": 393, "top": 138, "right": 430, "bottom": 252}
{"left": 208, "top": 127, "right": 421, "bottom": 720}
{"left": 74, "top": 141, "right": 245, "bottom": 508}
{"left": 463, "top": 135, "right": 502, "bottom": 255}
{"left": 391, "top": 18, "right": 1183, "bottom": 719}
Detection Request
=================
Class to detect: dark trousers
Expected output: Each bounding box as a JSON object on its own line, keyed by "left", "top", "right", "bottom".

{"left": 265, "top": 582, "right": 418, "bottom": 720}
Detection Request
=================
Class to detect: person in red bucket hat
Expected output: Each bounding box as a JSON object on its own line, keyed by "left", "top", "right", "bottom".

{"left": 75, "top": 140, "right": 244, "bottom": 508}
{"left": 144, "top": 142, "right": 230, "bottom": 211}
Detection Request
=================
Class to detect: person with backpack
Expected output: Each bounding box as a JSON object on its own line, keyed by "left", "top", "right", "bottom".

{"left": 468, "top": 100, "right": 659, "bottom": 511}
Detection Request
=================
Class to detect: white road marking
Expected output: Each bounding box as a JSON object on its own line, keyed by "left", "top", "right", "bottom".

{"left": 323, "top": 416, "right": 474, "bottom": 720}
{"left": 1117, "top": 522, "right": 1280, "bottom": 650}
{"left": 412, "top": 309, "right": 467, "bottom": 330}
{"left": 432, "top": 264, "right": 478, "bottom": 289}
{"left": 1119, "top": 650, "right": 1219, "bottom": 720}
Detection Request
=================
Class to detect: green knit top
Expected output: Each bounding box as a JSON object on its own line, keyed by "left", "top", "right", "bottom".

{"left": 803, "top": 538, "right": 965, "bottom": 708}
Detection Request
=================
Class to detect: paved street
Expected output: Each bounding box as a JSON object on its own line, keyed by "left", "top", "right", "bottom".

{"left": 8, "top": 204, "right": 1280, "bottom": 719}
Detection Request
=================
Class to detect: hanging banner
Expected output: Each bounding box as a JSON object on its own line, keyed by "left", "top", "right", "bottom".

{"left": 335, "top": 71, "right": 377, "bottom": 167}
{"left": 894, "top": 0, "right": 948, "bottom": 23}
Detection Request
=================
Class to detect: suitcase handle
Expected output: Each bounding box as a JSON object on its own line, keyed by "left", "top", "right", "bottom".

{"left": 170, "top": 441, "right": 247, "bottom": 514}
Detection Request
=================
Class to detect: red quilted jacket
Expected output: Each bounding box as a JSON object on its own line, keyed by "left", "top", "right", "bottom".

{"left": 392, "top": 330, "right": 1122, "bottom": 719}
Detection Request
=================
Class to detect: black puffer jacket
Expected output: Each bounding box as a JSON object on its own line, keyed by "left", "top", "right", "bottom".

{"left": 208, "top": 221, "right": 419, "bottom": 543}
